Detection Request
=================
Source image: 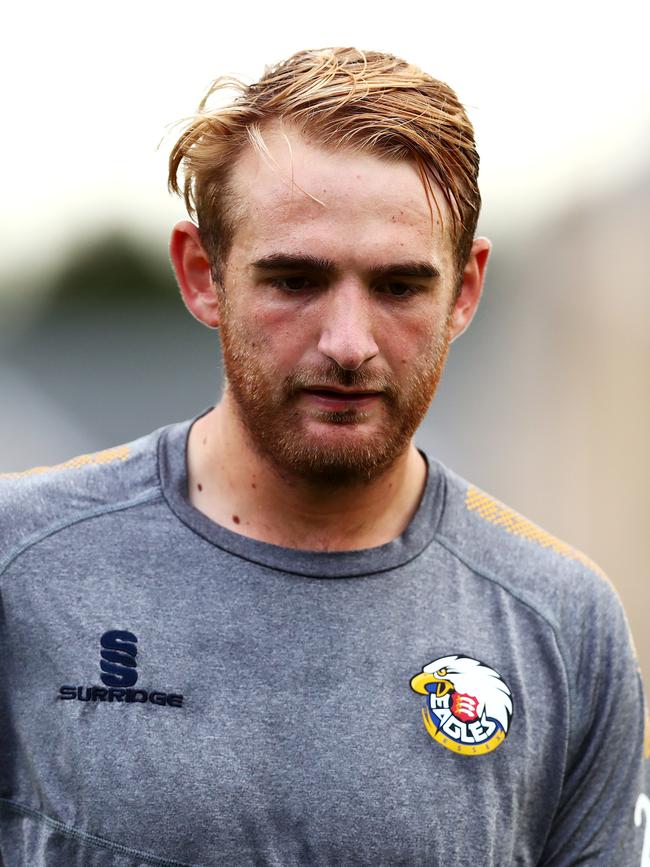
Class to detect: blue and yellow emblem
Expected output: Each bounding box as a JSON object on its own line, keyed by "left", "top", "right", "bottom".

{"left": 410, "top": 655, "right": 513, "bottom": 756}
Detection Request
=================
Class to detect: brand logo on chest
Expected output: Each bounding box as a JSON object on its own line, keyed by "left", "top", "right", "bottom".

{"left": 58, "top": 630, "right": 184, "bottom": 708}
{"left": 100, "top": 629, "right": 139, "bottom": 687}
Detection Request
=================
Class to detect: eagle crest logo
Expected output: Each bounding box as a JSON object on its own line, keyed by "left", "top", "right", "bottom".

{"left": 410, "top": 655, "right": 513, "bottom": 755}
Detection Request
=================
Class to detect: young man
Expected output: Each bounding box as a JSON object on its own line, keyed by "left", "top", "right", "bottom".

{"left": 1, "top": 48, "right": 647, "bottom": 865}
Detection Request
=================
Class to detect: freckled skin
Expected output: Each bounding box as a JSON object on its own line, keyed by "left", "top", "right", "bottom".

{"left": 216, "top": 128, "right": 459, "bottom": 483}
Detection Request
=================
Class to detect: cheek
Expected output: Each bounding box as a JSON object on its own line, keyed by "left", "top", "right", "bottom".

{"left": 255, "top": 297, "right": 326, "bottom": 359}
{"left": 228, "top": 302, "right": 311, "bottom": 369}
{"left": 378, "top": 309, "right": 449, "bottom": 366}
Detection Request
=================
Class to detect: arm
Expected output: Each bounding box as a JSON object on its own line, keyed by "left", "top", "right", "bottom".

{"left": 539, "top": 582, "right": 648, "bottom": 865}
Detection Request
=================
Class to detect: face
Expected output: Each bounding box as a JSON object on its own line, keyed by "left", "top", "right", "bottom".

{"left": 214, "top": 127, "right": 467, "bottom": 483}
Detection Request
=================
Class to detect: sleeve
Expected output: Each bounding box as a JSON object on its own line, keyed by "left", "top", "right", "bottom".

{"left": 539, "top": 579, "right": 649, "bottom": 866}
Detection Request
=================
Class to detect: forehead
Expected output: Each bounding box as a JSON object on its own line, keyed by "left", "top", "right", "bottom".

{"left": 226, "top": 125, "right": 453, "bottom": 269}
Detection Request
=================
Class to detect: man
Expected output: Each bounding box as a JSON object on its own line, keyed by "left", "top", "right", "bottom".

{"left": 0, "top": 47, "right": 647, "bottom": 866}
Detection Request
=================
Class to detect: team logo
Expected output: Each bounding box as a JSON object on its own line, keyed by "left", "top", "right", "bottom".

{"left": 410, "top": 655, "right": 513, "bottom": 755}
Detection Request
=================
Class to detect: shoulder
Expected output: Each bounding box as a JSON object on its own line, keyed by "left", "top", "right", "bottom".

{"left": 431, "top": 461, "right": 643, "bottom": 753}
{"left": 0, "top": 425, "right": 167, "bottom": 576}
{"left": 432, "top": 461, "right": 630, "bottom": 647}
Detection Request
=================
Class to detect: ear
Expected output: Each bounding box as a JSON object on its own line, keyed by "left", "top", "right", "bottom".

{"left": 169, "top": 220, "right": 222, "bottom": 328}
{"left": 449, "top": 237, "right": 491, "bottom": 342}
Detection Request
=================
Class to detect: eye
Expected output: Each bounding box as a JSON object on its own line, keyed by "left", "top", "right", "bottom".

{"left": 269, "top": 275, "right": 316, "bottom": 293}
{"left": 436, "top": 668, "right": 448, "bottom": 677}
{"left": 378, "top": 282, "right": 420, "bottom": 299}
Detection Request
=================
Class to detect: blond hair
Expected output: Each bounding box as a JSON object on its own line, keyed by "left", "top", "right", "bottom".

{"left": 168, "top": 47, "right": 481, "bottom": 281}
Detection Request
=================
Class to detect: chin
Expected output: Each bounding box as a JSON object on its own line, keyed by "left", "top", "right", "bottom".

{"left": 263, "top": 423, "right": 411, "bottom": 485}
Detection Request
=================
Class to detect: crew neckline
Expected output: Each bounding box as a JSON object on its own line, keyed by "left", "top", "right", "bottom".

{"left": 158, "top": 411, "right": 446, "bottom": 578}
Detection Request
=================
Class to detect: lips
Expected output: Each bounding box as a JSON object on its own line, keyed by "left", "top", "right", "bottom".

{"left": 301, "top": 388, "right": 382, "bottom": 410}
{"left": 305, "top": 388, "right": 381, "bottom": 398}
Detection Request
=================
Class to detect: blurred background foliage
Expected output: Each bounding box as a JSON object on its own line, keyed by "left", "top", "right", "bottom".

{"left": 45, "top": 231, "right": 179, "bottom": 308}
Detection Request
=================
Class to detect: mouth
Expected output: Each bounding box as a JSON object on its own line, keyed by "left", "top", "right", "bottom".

{"left": 301, "top": 387, "right": 382, "bottom": 409}
{"left": 305, "top": 387, "right": 382, "bottom": 396}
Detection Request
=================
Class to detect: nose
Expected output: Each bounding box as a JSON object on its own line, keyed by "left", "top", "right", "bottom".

{"left": 316, "top": 282, "right": 379, "bottom": 370}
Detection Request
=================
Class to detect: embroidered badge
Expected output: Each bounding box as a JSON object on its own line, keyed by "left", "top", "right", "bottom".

{"left": 57, "top": 630, "right": 184, "bottom": 708}
{"left": 410, "top": 655, "right": 513, "bottom": 755}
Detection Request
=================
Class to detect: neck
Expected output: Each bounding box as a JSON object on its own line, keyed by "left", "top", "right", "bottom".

{"left": 186, "top": 399, "right": 428, "bottom": 552}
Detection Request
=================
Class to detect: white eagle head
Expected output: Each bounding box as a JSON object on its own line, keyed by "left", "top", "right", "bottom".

{"left": 410, "top": 655, "right": 513, "bottom": 733}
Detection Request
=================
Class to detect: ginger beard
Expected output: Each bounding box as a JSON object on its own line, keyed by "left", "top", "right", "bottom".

{"left": 218, "top": 300, "right": 453, "bottom": 484}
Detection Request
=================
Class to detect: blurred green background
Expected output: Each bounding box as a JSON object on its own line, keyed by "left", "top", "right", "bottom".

{"left": 2, "top": 1, "right": 649, "bottom": 689}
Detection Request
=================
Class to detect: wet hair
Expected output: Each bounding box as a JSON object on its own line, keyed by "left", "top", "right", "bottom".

{"left": 168, "top": 47, "right": 481, "bottom": 283}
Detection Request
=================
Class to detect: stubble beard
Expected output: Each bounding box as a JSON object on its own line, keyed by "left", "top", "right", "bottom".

{"left": 219, "top": 314, "right": 451, "bottom": 485}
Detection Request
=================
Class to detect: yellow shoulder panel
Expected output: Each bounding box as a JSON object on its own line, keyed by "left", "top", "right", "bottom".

{"left": 465, "top": 486, "right": 608, "bottom": 582}
{"left": 0, "top": 445, "right": 130, "bottom": 480}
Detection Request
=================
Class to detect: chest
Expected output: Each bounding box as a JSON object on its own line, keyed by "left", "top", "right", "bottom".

{"left": 2, "top": 555, "right": 567, "bottom": 865}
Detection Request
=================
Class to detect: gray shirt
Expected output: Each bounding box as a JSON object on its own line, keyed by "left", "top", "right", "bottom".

{"left": 0, "top": 413, "right": 647, "bottom": 865}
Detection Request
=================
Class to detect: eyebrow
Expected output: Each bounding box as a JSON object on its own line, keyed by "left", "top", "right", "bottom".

{"left": 251, "top": 253, "right": 441, "bottom": 281}
{"left": 372, "top": 261, "right": 441, "bottom": 281}
{"left": 252, "top": 254, "right": 333, "bottom": 273}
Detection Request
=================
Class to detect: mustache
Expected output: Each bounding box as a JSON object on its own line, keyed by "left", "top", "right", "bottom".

{"left": 284, "top": 364, "right": 398, "bottom": 397}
